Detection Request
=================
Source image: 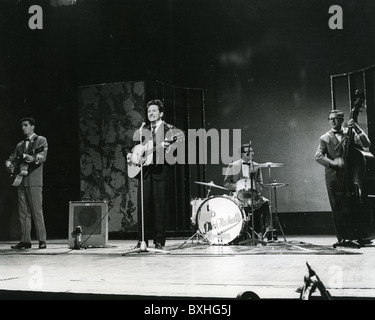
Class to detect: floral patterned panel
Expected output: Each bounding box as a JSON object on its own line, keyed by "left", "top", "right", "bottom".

{"left": 78, "top": 81, "right": 145, "bottom": 233}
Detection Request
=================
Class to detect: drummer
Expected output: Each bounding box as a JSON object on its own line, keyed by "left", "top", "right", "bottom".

{"left": 223, "top": 143, "right": 274, "bottom": 240}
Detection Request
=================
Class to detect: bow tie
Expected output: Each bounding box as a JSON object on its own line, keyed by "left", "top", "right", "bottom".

{"left": 333, "top": 130, "right": 343, "bottom": 135}
{"left": 25, "top": 138, "right": 30, "bottom": 142}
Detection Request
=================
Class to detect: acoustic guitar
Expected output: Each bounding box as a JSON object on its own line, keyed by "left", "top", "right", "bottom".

{"left": 127, "top": 131, "right": 184, "bottom": 179}
{"left": 9, "top": 145, "right": 45, "bottom": 187}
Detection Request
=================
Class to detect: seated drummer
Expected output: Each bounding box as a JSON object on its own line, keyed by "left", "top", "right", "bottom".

{"left": 223, "top": 143, "right": 274, "bottom": 240}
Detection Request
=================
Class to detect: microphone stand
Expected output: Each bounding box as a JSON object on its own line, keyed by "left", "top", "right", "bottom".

{"left": 123, "top": 123, "right": 169, "bottom": 255}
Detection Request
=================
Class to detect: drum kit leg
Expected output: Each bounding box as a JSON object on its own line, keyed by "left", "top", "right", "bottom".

{"left": 266, "top": 181, "right": 287, "bottom": 242}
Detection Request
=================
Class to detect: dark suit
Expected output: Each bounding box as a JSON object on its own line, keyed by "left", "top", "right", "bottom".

{"left": 134, "top": 121, "right": 175, "bottom": 246}
{"left": 223, "top": 159, "right": 271, "bottom": 237}
{"left": 7, "top": 134, "right": 48, "bottom": 243}
{"left": 315, "top": 127, "right": 371, "bottom": 239}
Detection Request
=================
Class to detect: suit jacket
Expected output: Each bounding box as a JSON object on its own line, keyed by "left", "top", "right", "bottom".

{"left": 223, "top": 159, "right": 263, "bottom": 193}
{"left": 7, "top": 135, "right": 48, "bottom": 187}
{"left": 315, "top": 127, "right": 370, "bottom": 183}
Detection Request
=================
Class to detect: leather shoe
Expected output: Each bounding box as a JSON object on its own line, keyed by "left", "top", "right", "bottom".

{"left": 39, "top": 241, "right": 47, "bottom": 249}
{"left": 11, "top": 242, "right": 31, "bottom": 250}
{"left": 155, "top": 243, "right": 164, "bottom": 250}
{"left": 358, "top": 239, "right": 373, "bottom": 246}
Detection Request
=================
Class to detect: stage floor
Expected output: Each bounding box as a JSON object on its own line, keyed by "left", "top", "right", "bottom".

{"left": 0, "top": 235, "right": 374, "bottom": 300}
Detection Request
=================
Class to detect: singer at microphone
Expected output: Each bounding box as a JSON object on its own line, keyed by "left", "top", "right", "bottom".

{"left": 126, "top": 99, "right": 178, "bottom": 251}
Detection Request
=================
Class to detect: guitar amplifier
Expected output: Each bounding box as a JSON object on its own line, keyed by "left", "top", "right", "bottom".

{"left": 68, "top": 201, "right": 108, "bottom": 248}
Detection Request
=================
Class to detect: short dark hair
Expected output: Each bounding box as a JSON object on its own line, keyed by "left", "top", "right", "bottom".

{"left": 328, "top": 110, "right": 344, "bottom": 119}
{"left": 240, "top": 143, "right": 254, "bottom": 154}
{"left": 146, "top": 99, "right": 164, "bottom": 114}
{"left": 20, "top": 117, "right": 36, "bottom": 126}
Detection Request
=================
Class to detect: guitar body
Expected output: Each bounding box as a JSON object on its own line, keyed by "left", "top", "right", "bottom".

{"left": 11, "top": 165, "right": 29, "bottom": 187}
{"left": 127, "top": 141, "right": 153, "bottom": 179}
{"left": 9, "top": 145, "right": 45, "bottom": 187}
{"left": 127, "top": 131, "right": 184, "bottom": 179}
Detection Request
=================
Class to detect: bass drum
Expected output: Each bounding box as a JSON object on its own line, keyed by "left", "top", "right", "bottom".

{"left": 196, "top": 195, "right": 246, "bottom": 245}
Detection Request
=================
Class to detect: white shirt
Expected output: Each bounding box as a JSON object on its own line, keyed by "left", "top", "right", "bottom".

{"left": 24, "top": 133, "right": 36, "bottom": 153}
{"left": 333, "top": 129, "right": 344, "bottom": 143}
{"left": 151, "top": 120, "right": 163, "bottom": 134}
{"left": 242, "top": 160, "right": 250, "bottom": 178}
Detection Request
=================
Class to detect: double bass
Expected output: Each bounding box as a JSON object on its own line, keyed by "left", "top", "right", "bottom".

{"left": 334, "top": 90, "right": 375, "bottom": 247}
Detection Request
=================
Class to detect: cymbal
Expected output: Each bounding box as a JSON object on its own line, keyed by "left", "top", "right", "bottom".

{"left": 256, "top": 162, "right": 285, "bottom": 168}
{"left": 263, "top": 182, "right": 289, "bottom": 188}
{"left": 194, "top": 181, "right": 228, "bottom": 190}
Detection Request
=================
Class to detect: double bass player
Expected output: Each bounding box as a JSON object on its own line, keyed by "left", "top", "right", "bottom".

{"left": 315, "top": 105, "right": 371, "bottom": 247}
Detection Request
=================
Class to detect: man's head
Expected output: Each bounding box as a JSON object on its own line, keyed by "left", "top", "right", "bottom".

{"left": 328, "top": 110, "right": 344, "bottom": 131}
{"left": 20, "top": 117, "right": 35, "bottom": 137}
{"left": 240, "top": 143, "right": 254, "bottom": 162}
{"left": 147, "top": 99, "right": 164, "bottom": 123}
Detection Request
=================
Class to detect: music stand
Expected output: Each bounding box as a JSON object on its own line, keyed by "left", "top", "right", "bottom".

{"left": 122, "top": 124, "right": 169, "bottom": 255}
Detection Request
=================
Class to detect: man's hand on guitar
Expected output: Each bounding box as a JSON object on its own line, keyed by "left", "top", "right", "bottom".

{"left": 160, "top": 141, "right": 171, "bottom": 149}
{"left": 24, "top": 154, "right": 35, "bottom": 163}
{"left": 127, "top": 152, "right": 143, "bottom": 165}
{"left": 331, "top": 157, "right": 344, "bottom": 168}
{"left": 5, "top": 160, "right": 14, "bottom": 173}
{"left": 126, "top": 153, "right": 132, "bottom": 163}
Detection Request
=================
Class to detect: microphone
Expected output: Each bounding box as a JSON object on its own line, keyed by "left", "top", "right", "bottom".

{"left": 139, "top": 122, "right": 146, "bottom": 131}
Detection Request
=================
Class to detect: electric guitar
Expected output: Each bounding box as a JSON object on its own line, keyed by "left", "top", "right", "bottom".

{"left": 127, "top": 131, "right": 184, "bottom": 179}
{"left": 9, "top": 145, "right": 45, "bottom": 187}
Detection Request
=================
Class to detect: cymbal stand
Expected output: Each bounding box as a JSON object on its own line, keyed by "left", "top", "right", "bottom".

{"left": 123, "top": 124, "right": 169, "bottom": 255}
{"left": 267, "top": 166, "right": 275, "bottom": 241}
{"left": 271, "top": 182, "right": 287, "bottom": 242}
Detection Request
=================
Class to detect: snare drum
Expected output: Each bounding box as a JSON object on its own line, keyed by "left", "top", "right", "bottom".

{"left": 236, "top": 178, "right": 262, "bottom": 208}
{"left": 196, "top": 195, "right": 246, "bottom": 245}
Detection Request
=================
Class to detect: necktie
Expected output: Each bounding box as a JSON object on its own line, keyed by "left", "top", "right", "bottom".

{"left": 334, "top": 130, "right": 344, "bottom": 143}
{"left": 242, "top": 162, "right": 250, "bottom": 178}
{"left": 151, "top": 125, "right": 157, "bottom": 163}
{"left": 25, "top": 138, "right": 31, "bottom": 153}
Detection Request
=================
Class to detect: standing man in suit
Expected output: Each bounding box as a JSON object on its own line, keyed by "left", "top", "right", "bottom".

{"left": 5, "top": 117, "right": 48, "bottom": 249}
{"left": 223, "top": 143, "right": 273, "bottom": 240}
{"left": 315, "top": 109, "right": 370, "bottom": 245}
{"left": 127, "top": 99, "right": 177, "bottom": 250}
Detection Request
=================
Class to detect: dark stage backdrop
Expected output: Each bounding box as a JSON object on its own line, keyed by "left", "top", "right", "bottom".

{"left": 2, "top": 0, "right": 375, "bottom": 239}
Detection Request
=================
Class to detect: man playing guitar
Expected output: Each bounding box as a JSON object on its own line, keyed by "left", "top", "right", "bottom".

{"left": 126, "top": 99, "right": 177, "bottom": 250}
{"left": 5, "top": 117, "right": 48, "bottom": 250}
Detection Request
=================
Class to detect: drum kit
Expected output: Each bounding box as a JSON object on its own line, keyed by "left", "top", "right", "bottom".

{"left": 184, "top": 161, "right": 288, "bottom": 247}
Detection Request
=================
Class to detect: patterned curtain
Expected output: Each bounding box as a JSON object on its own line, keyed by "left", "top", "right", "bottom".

{"left": 78, "top": 81, "right": 145, "bottom": 233}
